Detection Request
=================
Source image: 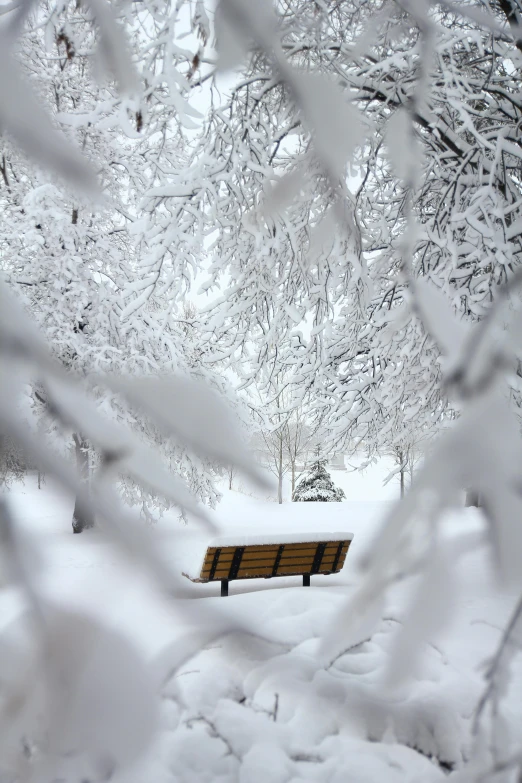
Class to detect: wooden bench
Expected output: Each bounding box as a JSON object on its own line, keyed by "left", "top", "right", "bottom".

{"left": 182, "top": 532, "right": 354, "bottom": 596}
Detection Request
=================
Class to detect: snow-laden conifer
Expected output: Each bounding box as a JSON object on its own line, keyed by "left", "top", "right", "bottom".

{"left": 292, "top": 459, "right": 345, "bottom": 503}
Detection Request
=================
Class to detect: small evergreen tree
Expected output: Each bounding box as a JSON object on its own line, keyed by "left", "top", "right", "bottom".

{"left": 292, "top": 459, "right": 346, "bottom": 502}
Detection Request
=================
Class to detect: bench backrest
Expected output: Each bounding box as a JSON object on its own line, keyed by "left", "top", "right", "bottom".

{"left": 200, "top": 538, "right": 352, "bottom": 582}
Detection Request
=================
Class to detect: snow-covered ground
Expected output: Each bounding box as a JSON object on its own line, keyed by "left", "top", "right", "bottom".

{"left": 3, "top": 467, "right": 521, "bottom": 782}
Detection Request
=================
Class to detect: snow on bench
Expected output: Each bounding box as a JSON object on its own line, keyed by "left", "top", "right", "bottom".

{"left": 182, "top": 531, "right": 354, "bottom": 596}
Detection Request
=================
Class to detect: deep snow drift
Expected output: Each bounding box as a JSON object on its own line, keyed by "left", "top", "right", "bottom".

{"left": 2, "top": 466, "right": 521, "bottom": 782}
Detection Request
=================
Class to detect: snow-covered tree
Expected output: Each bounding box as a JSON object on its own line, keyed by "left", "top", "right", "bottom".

{"left": 250, "top": 364, "right": 317, "bottom": 502}
{"left": 251, "top": 383, "right": 291, "bottom": 505}
{"left": 0, "top": 434, "right": 26, "bottom": 488}
{"left": 312, "top": 1, "right": 522, "bottom": 458}
{"left": 137, "top": 0, "right": 522, "bottom": 466}
{"left": 0, "top": 0, "right": 229, "bottom": 530}
{"left": 283, "top": 406, "right": 316, "bottom": 496}
{"left": 293, "top": 458, "right": 345, "bottom": 503}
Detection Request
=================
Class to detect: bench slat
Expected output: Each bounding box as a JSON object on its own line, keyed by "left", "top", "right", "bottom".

{"left": 205, "top": 542, "right": 324, "bottom": 555}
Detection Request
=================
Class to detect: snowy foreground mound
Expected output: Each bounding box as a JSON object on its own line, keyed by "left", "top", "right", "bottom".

{"left": 4, "top": 477, "right": 522, "bottom": 783}
{"left": 155, "top": 598, "right": 474, "bottom": 783}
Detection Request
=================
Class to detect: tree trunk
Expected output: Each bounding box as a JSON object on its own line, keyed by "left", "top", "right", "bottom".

{"left": 72, "top": 434, "right": 94, "bottom": 533}
{"left": 228, "top": 470, "right": 233, "bottom": 490}
{"left": 465, "top": 490, "right": 481, "bottom": 507}
{"left": 277, "top": 435, "right": 283, "bottom": 504}
{"left": 399, "top": 450, "right": 405, "bottom": 498}
{"left": 291, "top": 461, "right": 295, "bottom": 500}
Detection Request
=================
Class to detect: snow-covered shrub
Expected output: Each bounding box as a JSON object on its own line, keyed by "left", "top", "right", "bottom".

{"left": 292, "top": 460, "right": 345, "bottom": 502}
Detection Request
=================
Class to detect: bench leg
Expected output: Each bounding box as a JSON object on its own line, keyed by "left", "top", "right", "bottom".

{"left": 303, "top": 574, "right": 310, "bottom": 587}
{"left": 221, "top": 579, "right": 229, "bottom": 597}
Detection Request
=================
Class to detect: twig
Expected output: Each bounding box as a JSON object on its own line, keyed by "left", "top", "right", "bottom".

{"left": 185, "top": 715, "right": 239, "bottom": 759}
{"left": 473, "top": 592, "right": 522, "bottom": 734}
{"left": 325, "top": 636, "right": 373, "bottom": 670}
{"left": 477, "top": 749, "right": 522, "bottom": 781}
